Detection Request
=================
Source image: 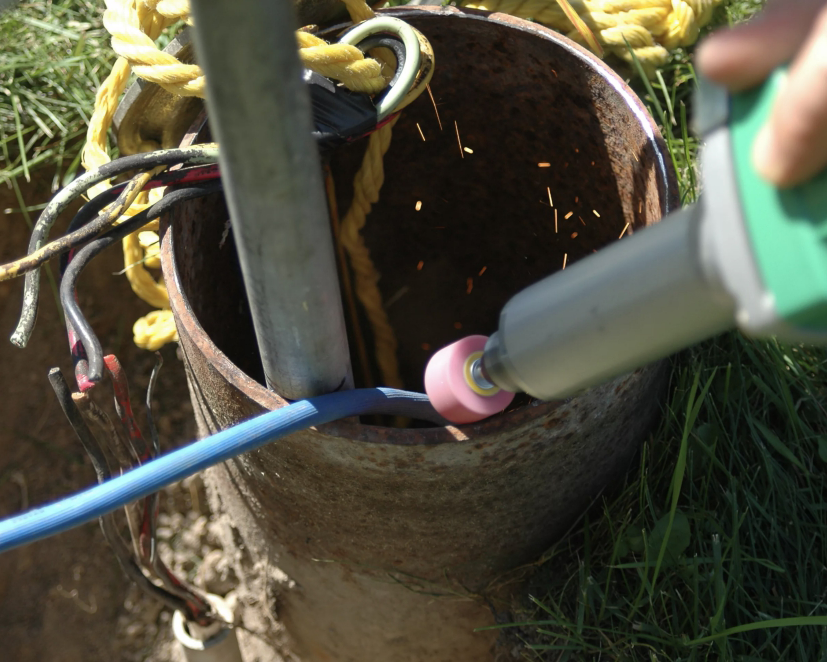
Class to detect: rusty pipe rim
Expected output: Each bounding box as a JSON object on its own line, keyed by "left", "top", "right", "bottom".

{"left": 159, "top": 6, "right": 678, "bottom": 447}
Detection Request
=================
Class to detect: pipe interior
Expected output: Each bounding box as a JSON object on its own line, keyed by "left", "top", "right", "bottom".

{"left": 168, "top": 12, "right": 670, "bottom": 421}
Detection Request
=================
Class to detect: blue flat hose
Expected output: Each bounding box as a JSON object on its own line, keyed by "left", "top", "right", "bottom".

{"left": 0, "top": 388, "right": 445, "bottom": 553}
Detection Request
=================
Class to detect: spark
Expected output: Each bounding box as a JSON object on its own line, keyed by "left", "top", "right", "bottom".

{"left": 426, "top": 85, "right": 443, "bottom": 131}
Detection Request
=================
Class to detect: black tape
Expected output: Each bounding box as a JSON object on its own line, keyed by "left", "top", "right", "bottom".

{"left": 308, "top": 33, "right": 406, "bottom": 151}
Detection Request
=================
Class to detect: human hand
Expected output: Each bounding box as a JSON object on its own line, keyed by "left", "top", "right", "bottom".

{"left": 696, "top": 0, "right": 827, "bottom": 187}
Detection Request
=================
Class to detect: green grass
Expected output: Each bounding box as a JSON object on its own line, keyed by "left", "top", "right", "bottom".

{"left": 496, "top": 335, "right": 827, "bottom": 661}
{"left": 0, "top": 0, "right": 115, "bottom": 192}
{"left": 497, "top": 2, "right": 827, "bottom": 660}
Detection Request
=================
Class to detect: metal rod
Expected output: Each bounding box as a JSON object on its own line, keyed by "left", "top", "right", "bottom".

{"left": 189, "top": 0, "right": 353, "bottom": 399}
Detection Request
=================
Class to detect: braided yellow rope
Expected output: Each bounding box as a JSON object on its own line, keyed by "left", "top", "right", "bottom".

{"left": 83, "top": 0, "right": 386, "bottom": 352}
{"left": 339, "top": 117, "right": 402, "bottom": 389}
{"left": 461, "top": 0, "right": 722, "bottom": 75}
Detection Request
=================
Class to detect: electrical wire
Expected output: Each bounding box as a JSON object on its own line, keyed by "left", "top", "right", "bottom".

{"left": 61, "top": 182, "right": 223, "bottom": 383}
{"left": 105, "top": 354, "right": 151, "bottom": 462}
{"left": 10, "top": 143, "right": 219, "bottom": 349}
{"left": 72, "top": 391, "right": 143, "bottom": 559}
{"left": 55, "top": 174, "right": 219, "bottom": 391}
{"left": 57, "top": 163, "right": 221, "bottom": 276}
{"left": 0, "top": 387, "right": 449, "bottom": 553}
{"left": 48, "top": 368, "right": 111, "bottom": 483}
{"left": 8, "top": 169, "right": 155, "bottom": 287}
{"left": 102, "top": 354, "right": 173, "bottom": 604}
{"left": 107, "top": 352, "right": 213, "bottom": 620}
{"left": 146, "top": 353, "right": 163, "bottom": 458}
{"left": 78, "top": 391, "right": 135, "bottom": 472}
{"left": 49, "top": 367, "right": 208, "bottom": 620}
{"left": 76, "top": 360, "right": 212, "bottom": 623}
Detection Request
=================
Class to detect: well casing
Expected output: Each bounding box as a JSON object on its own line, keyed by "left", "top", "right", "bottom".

{"left": 160, "top": 7, "right": 677, "bottom": 661}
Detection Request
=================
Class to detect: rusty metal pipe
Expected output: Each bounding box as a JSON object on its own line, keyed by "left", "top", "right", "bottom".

{"left": 161, "top": 7, "right": 678, "bottom": 661}
{"left": 188, "top": 0, "right": 353, "bottom": 399}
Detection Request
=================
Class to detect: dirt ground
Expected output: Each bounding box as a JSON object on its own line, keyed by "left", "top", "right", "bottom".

{"left": 0, "top": 172, "right": 220, "bottom": 661}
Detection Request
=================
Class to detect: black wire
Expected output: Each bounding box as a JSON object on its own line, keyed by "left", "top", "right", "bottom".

{"left": 58, "top": 187, "right": 122, "bottom": 276}
{"left": 47, "top": 367, "right": 194, "bottom": 616}
{"left": 56, "top": 179, "right": 142, "bottom": 388}
{"left": 57, "top": 169, "right": 222, "bottom": 389}
{"left": 77, "top": 389, "right": 211, "bottom": 622}
{"left": 47, "top": 368, "right": 110, "bottom": 483}
{"left": 61, "top": 181, "right": 223, "bottom": 383}
{"left": 13, "top": 144, "right": 218, "bottom": 349}
{"left": 146, "top": 353, "right": 163, "bottom": 458}
{"left": 59, "top": 164, "right": 223, "bottom": 277}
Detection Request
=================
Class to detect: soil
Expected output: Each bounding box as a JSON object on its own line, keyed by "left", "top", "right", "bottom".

{"left": 0, "top": 171, "right": 225, "bottom": 661}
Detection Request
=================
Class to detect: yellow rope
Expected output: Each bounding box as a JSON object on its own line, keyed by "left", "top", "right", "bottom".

{"left": 84, "top": 0, "right": 386, "bottom": 352}
{"left": 335, "top": 31, "right": 434, "bottom": 390}
{"left": 460, "top": 0, "right": 722, "bottom": 75}
{"left": 339, "top": 117, "right": 402, "bottom": 389}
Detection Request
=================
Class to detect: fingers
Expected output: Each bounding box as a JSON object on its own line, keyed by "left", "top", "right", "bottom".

{"left": 695, "top": 0, "right": 825, "bottom": 91}
{"left": 753, "top": 5, "right": 827, "bottom": 186}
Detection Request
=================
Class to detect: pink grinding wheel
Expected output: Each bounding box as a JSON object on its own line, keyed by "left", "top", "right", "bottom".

{"left": 424, "top": 335, "right": 515, "bottom": 424}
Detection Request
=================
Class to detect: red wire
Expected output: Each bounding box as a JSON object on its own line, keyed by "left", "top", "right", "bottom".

{"left": 103, "top": 354, "right": 212, "bottom": 623}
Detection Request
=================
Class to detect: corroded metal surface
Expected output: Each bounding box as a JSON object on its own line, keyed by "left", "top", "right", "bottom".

{"left": 159, "top": 7, "right": 677, "bottom": 662}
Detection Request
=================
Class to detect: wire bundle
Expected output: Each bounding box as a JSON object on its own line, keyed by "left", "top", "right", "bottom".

{"left": 0, "top": 143, "right": 223, "bottom": 624}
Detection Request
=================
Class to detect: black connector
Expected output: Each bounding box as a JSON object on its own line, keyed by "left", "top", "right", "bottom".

{"left": 308, "top": 33, "right": 406, "bottom": 151}
{"left": 307, "top": 69, "right": 378, "bottom": 151}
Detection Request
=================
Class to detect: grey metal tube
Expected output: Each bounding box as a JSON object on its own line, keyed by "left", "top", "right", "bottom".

{"left": 484, "top": 205, "right": 737, "bottom": 400}
{"left": 189, "top": 0, "right": 353, "bottom": 399}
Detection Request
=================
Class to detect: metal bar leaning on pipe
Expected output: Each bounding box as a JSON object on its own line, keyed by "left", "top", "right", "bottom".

{"left": 188, "top": 0, "right": 354, "bottom": 399}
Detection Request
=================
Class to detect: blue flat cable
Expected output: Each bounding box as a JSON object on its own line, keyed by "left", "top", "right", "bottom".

{"left": 0, "top": 388, "right": 441, "bottom": 553}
